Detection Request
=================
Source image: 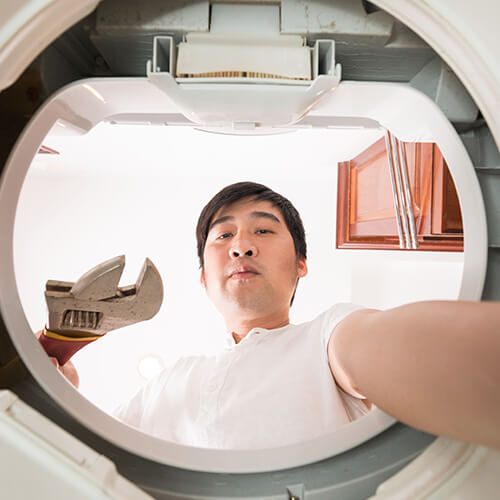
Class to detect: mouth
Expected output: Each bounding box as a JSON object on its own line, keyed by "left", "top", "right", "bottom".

{"left": 229, "top": 266, "right": 259, "bottom": 280}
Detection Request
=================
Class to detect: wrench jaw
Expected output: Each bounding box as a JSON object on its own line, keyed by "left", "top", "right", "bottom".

{"left": 41, "top": 256, "right": 164, "bottom": 364}
{"left": 129, "top": 258, "right": 164, "bottom": 322}
{"left": 95, "top": 259, "right": 164, "bottom": 332}
{"left": 70, "top": 255, "right": 126, "bottom": 301}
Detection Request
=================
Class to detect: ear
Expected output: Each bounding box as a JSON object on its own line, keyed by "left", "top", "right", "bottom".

{"left": 200, "top": 268, "right": 206, "bottom": 288}
{"left": 297, "top": 257, "right": 308, "bottom": 278}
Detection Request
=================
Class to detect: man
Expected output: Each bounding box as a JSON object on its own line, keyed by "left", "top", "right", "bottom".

{"left": 56, "top": 181, "right": 500, "bottom": 449}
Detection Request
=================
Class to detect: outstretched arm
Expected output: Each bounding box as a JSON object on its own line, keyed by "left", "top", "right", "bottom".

{"left": 330, "top": 301, "right": 500, "bottom": 448}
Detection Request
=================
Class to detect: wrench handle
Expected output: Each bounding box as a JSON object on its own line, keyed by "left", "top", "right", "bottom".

{"left": 39, "top": 328, "right": 101, "bottom": 366}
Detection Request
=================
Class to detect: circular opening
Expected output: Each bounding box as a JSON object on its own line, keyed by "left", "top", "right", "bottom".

{"left": 1, "top": 74, "right": 487, "bottom": 472}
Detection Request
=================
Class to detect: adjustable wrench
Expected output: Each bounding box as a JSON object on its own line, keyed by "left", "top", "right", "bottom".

{"left": 38, "top": 255, "right": 163, "bottom": 365}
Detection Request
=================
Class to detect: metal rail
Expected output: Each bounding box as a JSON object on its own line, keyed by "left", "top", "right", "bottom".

{"left": 397, "top": 138, "right": 419, "bottom": 249}
{"left": 390, "top": 133, "right": 412, "bottom": 249}
{"left": 384, "top": 130, "right": 406, "bottom": 249}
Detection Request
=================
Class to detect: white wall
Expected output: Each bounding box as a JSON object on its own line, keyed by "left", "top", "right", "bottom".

{"left": 14, "top": 123, "right": 463, "bottom": 413}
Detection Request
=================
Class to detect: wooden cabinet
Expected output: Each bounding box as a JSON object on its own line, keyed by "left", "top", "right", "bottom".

{"left": 336, "top": 135, "right": 463, "bottom": 251}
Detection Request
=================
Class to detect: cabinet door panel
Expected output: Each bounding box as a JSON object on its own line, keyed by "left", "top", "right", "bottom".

{"left": 432, "top": 146, "right": 463, "bottom": 234}
{"left": 349, "top": 138, "right": 399, "bottom": 237}
{"left": 337, "top": 137, "right": 463, "bottom": 251}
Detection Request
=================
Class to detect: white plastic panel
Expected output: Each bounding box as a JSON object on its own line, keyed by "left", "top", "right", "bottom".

{"left": 371, "top": 438, "right": 500, "bottom": 499}
{"left": 0, "top": 0, "right": 100, "bottom": 91}
{"left": 0, "top": 390, "right": 151, "bottom": 500}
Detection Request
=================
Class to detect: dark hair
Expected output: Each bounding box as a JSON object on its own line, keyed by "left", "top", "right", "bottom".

{"left": 196, "top": 181, "right": 307, "bottom": 269}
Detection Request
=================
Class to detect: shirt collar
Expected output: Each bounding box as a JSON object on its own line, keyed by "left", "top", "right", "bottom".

{"left": 224, "top": 323, "right": 292, "bottom": 348}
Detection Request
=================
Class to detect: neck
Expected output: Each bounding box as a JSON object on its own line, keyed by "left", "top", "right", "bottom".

{"left": 226, "top": 307, "right": 290, "bottom": 344}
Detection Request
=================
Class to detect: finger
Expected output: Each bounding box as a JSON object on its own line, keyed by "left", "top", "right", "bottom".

{"left": 61, "top": 364, "right": 80, "bottom": 388}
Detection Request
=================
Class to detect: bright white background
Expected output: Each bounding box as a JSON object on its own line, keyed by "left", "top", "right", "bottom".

{"left": 14, "top": 123, "right": 463, "bottom": 414}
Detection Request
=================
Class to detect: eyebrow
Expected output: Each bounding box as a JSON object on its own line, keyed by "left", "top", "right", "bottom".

{"left": 209, "top": 211, "right": 281, "bottom": 232}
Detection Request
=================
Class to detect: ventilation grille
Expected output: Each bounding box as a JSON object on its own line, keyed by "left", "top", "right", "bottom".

{"left": 176, "top": 71, "right": 309, "bottom": 80}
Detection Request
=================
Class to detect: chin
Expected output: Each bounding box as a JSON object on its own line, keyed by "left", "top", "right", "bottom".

{"left": 234, "top": 294, "right": 279, "bottom": 315}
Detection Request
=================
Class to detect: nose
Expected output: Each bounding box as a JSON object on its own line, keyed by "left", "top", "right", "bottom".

{"left": 229, "top": 236, "right": 258, "bottom": 259}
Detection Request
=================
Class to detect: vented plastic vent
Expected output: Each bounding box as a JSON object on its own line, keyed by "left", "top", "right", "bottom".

{"left": 150, "top": 35, "right": 338, "bottom": 85}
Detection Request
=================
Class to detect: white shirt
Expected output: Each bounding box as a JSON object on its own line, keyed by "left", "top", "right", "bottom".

{"left": 114, "top": 303, "right": 370, "bottom": 449}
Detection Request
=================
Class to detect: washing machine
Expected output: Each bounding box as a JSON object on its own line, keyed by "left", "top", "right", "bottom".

{"left": 0, "top": 1, "right": 499, "bottom": 498}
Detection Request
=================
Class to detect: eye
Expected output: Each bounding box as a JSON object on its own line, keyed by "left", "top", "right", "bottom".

{"left": 256, "top": 229, "right": 273, "bottom": 234}
{"left": 216, "top": 232, "right": 232, "bottom": 240}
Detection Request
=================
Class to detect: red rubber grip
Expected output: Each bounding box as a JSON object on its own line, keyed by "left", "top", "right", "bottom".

{"left": 38, "top": 331, "right": 98, "bottom": 366}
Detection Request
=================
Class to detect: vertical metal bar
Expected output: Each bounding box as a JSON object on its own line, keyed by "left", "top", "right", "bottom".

{"left": 384, "top": 130, "right": 405, "bottom": 249}
{"left": 397, "top": 139, "right": 419, "bottom": 249}
{"left": 390, "top": 133, "right": 411, "bottom": 249}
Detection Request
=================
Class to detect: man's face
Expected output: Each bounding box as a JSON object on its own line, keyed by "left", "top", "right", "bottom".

{"left": 200, "top": 197, "right": 307, "bottom": 321}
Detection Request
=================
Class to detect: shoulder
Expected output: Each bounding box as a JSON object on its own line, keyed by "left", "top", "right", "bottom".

{"left": 157, "top": 354, "right": 214, "bottom": 382}
{"left": 317, "top": 303, "right": 368, "bottom": 326}
{"left": 131, "top": 354, "right": 210, "bottom": 400}
{"left": 113, "top": 354, "right": 209, "bottom": 423}
{"left": 305, "top": 303, "right": 368, "bottom": 348}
